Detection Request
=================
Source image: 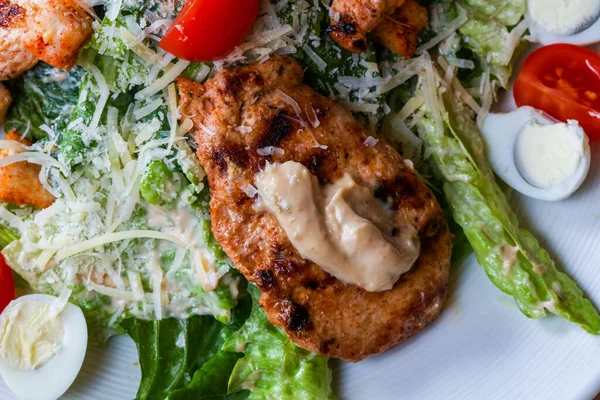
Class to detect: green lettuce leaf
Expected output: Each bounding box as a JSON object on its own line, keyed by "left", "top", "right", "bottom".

{"left": 4, "top": 63, "right": 84, "bottom": 140}
{"left": 167, "top": 351, "right": 249, "bottom": 400}
{"left": 223, "top": 286, "right": 334, "bottom": 400}
{"left": 123, "top": 295, "right": 252, "bottom": 400}
{"left": 460, "top": 0, "right": 525, "bottom": 26}
{"left": 126, "top": 286, "right": 333, "bottom": 400}
{"left": 415, "top": 64, "right": 600, "bottom": 333}
{"left": 0, "top": 224, "right": 18, "bottom": 250}
{"left": 457, "top": 0, "right": 527, "bottom": 86}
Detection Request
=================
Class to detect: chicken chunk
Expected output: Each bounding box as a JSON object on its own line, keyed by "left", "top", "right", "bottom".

{"left": 0, "top": 0, "right": 93, "bottom": 79}
{"left": 0, "top": 131, "right": 55, "bottom": 209}
{"left": 0, "top": 0, "right": 38, "bottom": 80}
{"left": 22, "top": 0, "right": 94, "bottom": 70}
{"left": 0, "top": 83, "right": 11, "bottom": 123}
{"left": 327, "top": 0, "right": 428, "bottom": 58}
{"left": 178, "top": 57, "right": 452, "bottom": 362}
{"left": 372, "top": 0, "right": 430, "bottom": 58}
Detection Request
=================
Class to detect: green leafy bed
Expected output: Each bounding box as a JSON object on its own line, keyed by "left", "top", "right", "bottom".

{"left": 124, "top": 286, "right": 332, "bottom": 400}
{"left": 1, "top": 0, "right": 599, "bottom": 399}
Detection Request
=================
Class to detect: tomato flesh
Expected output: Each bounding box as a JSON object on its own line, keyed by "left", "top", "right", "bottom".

{"left": 159, "top": 0, "right": 260, "bottom": 62}
{"left": 0, "top": 253, "right": 15, "bottom": 313}
{"left": 514, "top": 44, "right": 600, "bottom": 141}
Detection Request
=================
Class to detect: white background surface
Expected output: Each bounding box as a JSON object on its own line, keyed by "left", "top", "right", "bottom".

{"left": 3, "top": 49, "right": 600, "bottom": 400}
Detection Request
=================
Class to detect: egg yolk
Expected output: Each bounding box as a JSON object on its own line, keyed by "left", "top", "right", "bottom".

{"left": 0, "top": 301, "right": 64, "bottom": 370}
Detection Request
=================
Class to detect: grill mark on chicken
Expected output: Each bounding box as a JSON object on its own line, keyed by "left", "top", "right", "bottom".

{"left": 255, "top": 269, "right": 276, "bottom": 290}
{"left": 256, "top": 111, "right": 293, "bottom": 149}
{"left": 212, "top": 145, "right": 251, "bottom": 173}
{"left": 221, "top": 70, "right": 263, "bottom": 98}
{"left": 0, "top": 1, "right": 24, "bottom": 27}
{"left": 282, "top": 298, "right": 311, "bottom": 332}
{"left": 352, "top": 39, "right": 367, "bottom": 52}
{"left": 325, "top": 19, "right": 358, "bottom": 34}
{"left": 178, "top": 56, "right": 452, "bottom": 361}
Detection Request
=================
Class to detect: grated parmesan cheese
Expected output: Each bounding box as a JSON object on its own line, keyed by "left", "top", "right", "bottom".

{"left": 341, "top": 101, "right": 380, "bottom": 114}
{"left": 133, "top": 98, "right": 163, "bottom": 120}
{"left": 135, "top": 59, "right": 190, "bottom": 99}
{"left": 0, "top": 206, "right": 25, "bottom": 234}
{"left": 198, "top": 121, "right": 216, "bottom": 136}
{"left": 302, "top": 44, "right": 327, "bottom": 71}
{"left": 0, "top": 152, "right": 70, "bottom": 176}
{"left": 55, "top": 230, "right": 187, "bottom": 261}
{"left": 364, "top": 136, "right": 379, "bottom": 147}
{"left": 235, "top": 125, "right": 253, "bottom": 134}
{"left": 277, "top": 90, "right": 306, "bottom": 126}
{"left": 243, "top": 184, "right": 258, "bottom": 198}
{"left": 416, "top": 7, "right": 469, "bottom": 54}
{"left": 257, "top": 147, "right": 285, "bottom": 156}
{"left": 166, "top": 83, "right": 178, "bottom": 150}
{"left": 437, "top": 56, "right": 481, "bottom": 114}
{"left": 398, "top": 97, "right": 425, "bottom": 122}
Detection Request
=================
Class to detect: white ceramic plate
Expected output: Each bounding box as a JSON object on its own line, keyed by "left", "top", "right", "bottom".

{"left": 3, "top": 50, "right": 600, "bottom": 400}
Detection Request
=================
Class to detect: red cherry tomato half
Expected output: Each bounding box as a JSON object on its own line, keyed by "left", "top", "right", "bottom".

{"left": 0, "top": 253, "right": 15, "bottom": 313}
{"left": 514, "top": 43, "right": 600, "bottom": 141}
{"left": 159, "top": 0, "right": 260, "bottom": 62}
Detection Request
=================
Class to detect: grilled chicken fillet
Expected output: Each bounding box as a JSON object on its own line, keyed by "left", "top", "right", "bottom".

{"left": 178, "top": 57, "right": 452, "bottom": 362}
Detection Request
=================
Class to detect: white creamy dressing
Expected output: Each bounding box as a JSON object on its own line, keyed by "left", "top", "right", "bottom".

{"left": 0, "top": 301, "right": 64, "bottom": 371}
{"left": 146, "top": 204, "right": 221, "bottom": 292}
{"left": 498, "top": 244, "right": 520, "bottom": 276}
{"left": 528, "top": 0, "right": 600, "bottom": 35}
{"left": 254, "top": 161, "right": 420, "bottom": 292}
{"left": 515, "top": 120, "right": 588, "bottom": 189}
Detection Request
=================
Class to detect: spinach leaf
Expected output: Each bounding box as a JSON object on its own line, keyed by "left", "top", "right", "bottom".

{"left": 5, "top": 63, "right": 84, "bottom": 140}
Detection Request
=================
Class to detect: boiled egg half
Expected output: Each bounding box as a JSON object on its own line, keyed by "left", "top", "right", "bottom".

{"left": 0, "top": 293, "right": 87, "bottom": 400}
{"left": 527, "top": 0, "right": 600, "bottom": 45}
{"left": 482, "top": 106, "right": 591, "bottom": 201}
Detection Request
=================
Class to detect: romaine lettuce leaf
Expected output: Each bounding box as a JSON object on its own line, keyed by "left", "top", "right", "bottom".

{"left": 223, "top": 286, "right": 333, "bottom": 400}
{"left": 168, "top": 351, "right": 249, "bottom": 400}
{"left": 4, "top": 63, "right": 84, "bottom": 140}
{"left": 428, "top": 1, "right": 526, "bottom": 89}
{"left": 415, "top": 63, "right": 600, "bottom": 333}
{"left": 457, "top": 0, "right": 527, "bottom": 87}
{"left": 0, "top": 227, "right": 18, "bottom": 250}
{"left": 123, "top": 295, "right": 252, "bottom": 400}
{"left": 461, "top": 0, "right": 525, "bottom": 26}
{"left": 126, "top": 287, "right": 333, "bottom": 400}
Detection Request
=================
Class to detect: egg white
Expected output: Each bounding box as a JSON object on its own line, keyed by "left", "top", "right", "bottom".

{"left": 0, "top": 294, "right": 88, "bottom": 400}
{"left": 527, "top": 0, "right": 600, "bottom": 46}
{"left": 482, "top": 107, "right": 591, "bottom": 201}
